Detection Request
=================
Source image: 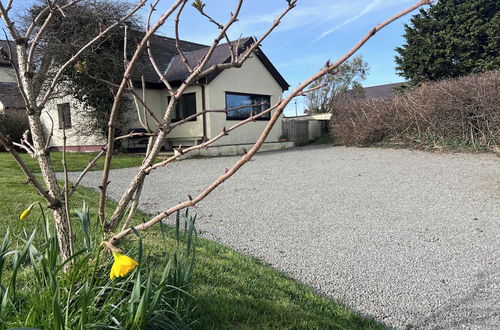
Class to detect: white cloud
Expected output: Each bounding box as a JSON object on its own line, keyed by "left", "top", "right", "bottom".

{"left": 313, "top": 0, "right": 382, "bottom": 42}
{"left": 230, "top": 1, "right": 350, "bottom": 36}
{"left": 165, "top": 0, "right": 416, "bottom": 47}
{"left": 220, "top": 0, "right": 414, "bottom": 43}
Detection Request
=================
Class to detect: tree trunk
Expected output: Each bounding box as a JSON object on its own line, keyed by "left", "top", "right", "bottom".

{"left": 27, "top": 111, "right": 74, "bottom": 264}
{"left": 52, "top": 207, "right": 73, "bottom": 263}
{"left": 16, "top": 43, "right": 74, "bottom": 264}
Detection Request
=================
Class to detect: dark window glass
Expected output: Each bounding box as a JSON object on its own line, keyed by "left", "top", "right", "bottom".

{"left": 225, "top": 92, "right": 270, "bottom": 120}
{"left": 57, "top": 103, "right": 72, "bottom": 129}
{"left": 169, "top": 93, "right": 197, "bottom": 122}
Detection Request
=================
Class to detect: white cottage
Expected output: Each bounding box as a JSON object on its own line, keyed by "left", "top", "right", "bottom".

{"left": 39, "top": 35, "right": 289, "bottom": 152}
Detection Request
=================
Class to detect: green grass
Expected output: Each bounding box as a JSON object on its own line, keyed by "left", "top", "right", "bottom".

{"left": 0, "top": 152, "right": 385, "bottom": 329}
{"left": 14, "top": 151, "right": 149, "bottom": 173}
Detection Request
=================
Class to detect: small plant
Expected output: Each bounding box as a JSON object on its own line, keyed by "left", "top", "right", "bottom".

{"left": 0, "top": 203, "right": 198, "bottom": 329}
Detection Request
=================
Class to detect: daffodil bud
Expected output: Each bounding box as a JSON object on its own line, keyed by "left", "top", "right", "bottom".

{"left": 19, "top": 202, "right": 36, "bottom": 220}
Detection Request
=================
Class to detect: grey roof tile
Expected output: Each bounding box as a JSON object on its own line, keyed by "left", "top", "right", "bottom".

{"left": 362, "top": 82, "right": 404, "bottom": 99}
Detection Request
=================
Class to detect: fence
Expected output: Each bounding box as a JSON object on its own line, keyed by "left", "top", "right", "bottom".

{"left": 283, "top": 120, "right": 309, "bottom": 145}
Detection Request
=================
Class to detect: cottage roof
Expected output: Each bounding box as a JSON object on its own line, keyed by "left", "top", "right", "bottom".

{"left": 134, "top": 33, "right": 207, "bottom": 84}
{"left": 0, "top": 83, "right": 24, "bottom": 109}
{"left": 139, "top": 35, "right": 289, "bottom": 90}
{"left": 0, "top": 35, "right": 289, "bottom": 91}
{"left": 361, "top": 82, "right": 404, "bottom": 99}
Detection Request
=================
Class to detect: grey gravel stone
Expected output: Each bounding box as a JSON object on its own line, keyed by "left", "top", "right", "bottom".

{"left": 67, "top": 145, "right": 500, "bottom": 329}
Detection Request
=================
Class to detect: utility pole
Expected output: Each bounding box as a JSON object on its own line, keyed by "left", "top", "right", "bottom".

{"left": 295, "top": 99, "right": 298, "bottom": 117}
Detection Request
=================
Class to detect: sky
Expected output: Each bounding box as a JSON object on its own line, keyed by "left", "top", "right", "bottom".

{"left": 1, "top": 0, "right": 424, "bottom": 116}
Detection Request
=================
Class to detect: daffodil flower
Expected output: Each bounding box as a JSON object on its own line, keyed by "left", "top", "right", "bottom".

{"left": 19, "top": 203, "right": 36, "bottom": 220}
{"left": 110, "top": 252, "right": 138, "bottom": 279}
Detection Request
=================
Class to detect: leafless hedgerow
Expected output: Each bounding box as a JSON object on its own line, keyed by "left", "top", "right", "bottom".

{"left": 0, "top": 0, "right": 432, "bottom": 263}
{"left": 330, "top": 70, "right": 500, "bottom": 150}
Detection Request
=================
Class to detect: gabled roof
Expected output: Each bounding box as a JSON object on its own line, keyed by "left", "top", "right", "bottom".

{"left": 1, "top": 36, "right": 290, "bottom": 91}
{"left": 362, "top": 82, "right": 404, "bottom": 99}
{"left": 164, "top": 38, "right": 256, "bottom": 83}
{"left": 0, "top": 83, "right": 24, "bottom": 109}
{"left": 134, "top": 33, "right": 207, "bottom": 84}
{"left": 140, "top": 36, "right": 289, "bottom": 90}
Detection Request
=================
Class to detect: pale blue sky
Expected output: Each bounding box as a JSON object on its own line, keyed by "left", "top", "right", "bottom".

{"left": 1, "top": 0, "right": 424, "bottom": 115}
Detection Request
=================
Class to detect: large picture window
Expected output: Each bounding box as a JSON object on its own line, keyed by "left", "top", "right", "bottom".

{"left": 225, "top": 92, "right": 270, "bottom": 120}
{"left": 169, "top": 93, "right": 197, "bottom": 122}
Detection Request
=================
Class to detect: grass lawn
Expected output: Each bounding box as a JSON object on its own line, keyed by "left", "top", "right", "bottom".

{"left": 14, "top": 151, "right": 149, "bottom": 173}
{"left": 0, "top": 152, "right": 385, "bottom": 329}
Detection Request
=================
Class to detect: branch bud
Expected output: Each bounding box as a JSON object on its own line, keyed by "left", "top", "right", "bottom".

{"left": 192, "top": 0, "right": 205, "bottom": 12}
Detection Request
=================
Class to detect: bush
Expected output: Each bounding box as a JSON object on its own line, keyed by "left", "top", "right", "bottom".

{"left": 330, "top": 70, "right": 500, "bottom": 151}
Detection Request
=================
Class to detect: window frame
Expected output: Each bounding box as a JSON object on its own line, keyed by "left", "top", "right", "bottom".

{"left": 167, "top": 92, "right": 197, "bottom": 123}
{"left": 57, "top": 103, "right": 72, "bottom": 129}
{"left": 225, "top": 92, "right": 271, "bottom": 121}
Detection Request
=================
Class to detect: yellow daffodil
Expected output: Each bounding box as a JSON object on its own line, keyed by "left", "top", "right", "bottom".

{"left": 19, "top": 203, "right": 36, "bottom": 220}
{"left": 110, "top": 252, "right": 138, "bottom": 280}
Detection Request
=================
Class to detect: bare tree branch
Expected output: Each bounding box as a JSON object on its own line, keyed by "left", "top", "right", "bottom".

{"left": 38, "top": 0, "right": 147, "bottom": 108}
{"left": 174, "top": 0, "right": 192, "bottom": 72}
{"left": 68, "top": 149, "right": 106, "bottom": 197}
{"left": 98, "top": 0, "right": 186, "bottom": 225}
{"left": 109, "top": 0, "right": 431, "bottom": 245}
{"left": 103, "top": 0, "right": 248, "bottom": 231}
{"left": 0, "top": 130, "right": 57, "bottom": 205}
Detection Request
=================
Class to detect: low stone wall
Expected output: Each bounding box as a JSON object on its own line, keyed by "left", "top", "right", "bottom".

{"left": 180, "top": 141, "right": 295, "bottom": 158}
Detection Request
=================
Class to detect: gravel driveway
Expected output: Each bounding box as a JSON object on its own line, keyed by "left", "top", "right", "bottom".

{"left": 69, "top": 146, "right": 500, "bottom": 329}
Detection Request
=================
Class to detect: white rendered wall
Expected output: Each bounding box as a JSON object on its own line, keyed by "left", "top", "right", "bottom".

{"left": 130, "top": 85, "right": 204, "bottom": 144}
{"left": 40, "top": 94, "right": 106, "bottom": 149}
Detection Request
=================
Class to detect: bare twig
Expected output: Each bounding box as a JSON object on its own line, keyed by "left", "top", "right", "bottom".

{"left": 145, "top": 1, "right": 174, "bottom": 91}
{"left": 98, "top": 0, "right": 186, "bottom": 225}
{"left": 167, "top": 101, "right": 270, "bottom": 131}
{"left": 39, "top": 0, "right": 147, "bottom": 108}
{"left": 104, "top": 0, "right": 295, "bottom": 232}
{"left": 83, "top": 72, "right": 163, "bottom": 126}
{"left": 43, "top": 110, "right": 55, "bottom": 150}
{"left": 114, "top": 131, "right": 158, "bottom": 141}
{"left": 12, "top": 141, "right": 34, "bottom": 155}
{"left": 0, "top": 130, "right": 57, "bottom": 205}
{"left": 195, "top": 3, "right": 235, "bottom": 61}
{"left": 174, "top": 0, "right": 192, "bottom": 72}
{"left": 1, "top": 31, "right": 31, "bottom": 111}
{"left": 68, "top": 149, "right": 106, "bottom": 197}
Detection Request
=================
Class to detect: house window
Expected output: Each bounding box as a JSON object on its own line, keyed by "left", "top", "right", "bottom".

{"left": 169, "top": 93, "right": 197, "bottom": 122}
{"left": 57, "top": 103, "right": 72, "bottom": 129}
{"left": 225, "top": 92, "right": 270, "bottom": 120}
